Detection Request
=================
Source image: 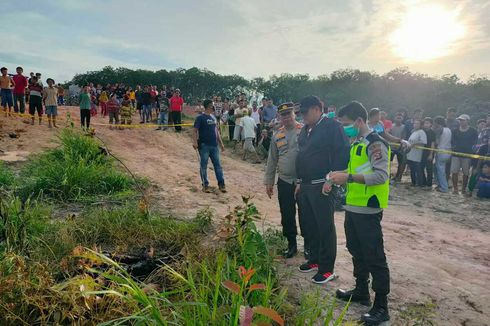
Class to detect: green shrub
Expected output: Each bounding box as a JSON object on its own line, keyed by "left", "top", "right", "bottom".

{"left": 17, "top": 129, "right": 138, "bottom": 202}
{"left": 0, "top": 161, "right": 14, "bottom": 189}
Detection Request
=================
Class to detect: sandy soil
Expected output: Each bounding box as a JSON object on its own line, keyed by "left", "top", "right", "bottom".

{"left": 1, "top": 107, "right": 489, "bottom": 325}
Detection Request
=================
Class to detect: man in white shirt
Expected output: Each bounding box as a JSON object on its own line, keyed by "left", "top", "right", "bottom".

{"left": 239, "top": 108, "right": 261, "bottom": 163}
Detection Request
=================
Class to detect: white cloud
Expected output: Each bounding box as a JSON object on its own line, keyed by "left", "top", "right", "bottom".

{"left": 1, "top": 0, "right": 489, "bottom": 81}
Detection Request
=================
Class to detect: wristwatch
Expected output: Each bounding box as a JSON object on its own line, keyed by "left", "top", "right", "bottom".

{"left": 347, "top": 174, "right": 354, "bottom": 183}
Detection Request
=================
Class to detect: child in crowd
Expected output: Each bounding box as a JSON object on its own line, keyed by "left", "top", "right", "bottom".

{"left": 43, "top": 78, "right": 58, "bottom": 128}
{"left": 156, "top": 94, "right": 169, "bottom": 131}
{"left": 99, "top": 90, "right": 109, "bottom": 117}
{"left": 476, "top": 162, "right": 490, "bottom": 199}
{"left": 90, "top": 94, "right": 98, "bottom": 117}
{"left": 106, "top": 94, "right": 120, "bottom": 129}
{"left": 1, "top": 67, "right": 15, "bottom": 115}
{"left": 28, "top": 76, "right": 44, "bottom": 125}
{"left": 120, "top": 95, "right": 132, "bottom": 126}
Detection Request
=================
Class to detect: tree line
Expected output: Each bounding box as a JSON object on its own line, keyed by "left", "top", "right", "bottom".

{"left": 71, "top": 66, "right": 490, "bottom": 120}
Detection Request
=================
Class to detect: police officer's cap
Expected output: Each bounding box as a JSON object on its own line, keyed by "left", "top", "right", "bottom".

{"left": 278, "top": 102, "right": 295, "bottom": 115}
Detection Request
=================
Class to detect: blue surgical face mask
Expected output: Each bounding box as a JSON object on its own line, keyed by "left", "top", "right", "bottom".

{"left": 326, "top": 111, "right": 335, "bottom": 119}
{"left": 343, "top": 123, "right": 359, "bottom": 137}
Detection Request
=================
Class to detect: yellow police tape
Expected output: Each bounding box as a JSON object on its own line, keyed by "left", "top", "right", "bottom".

{"left": 389, "top": 142, "right": 489, "bottom": 161}
{"left": 2, "top": 109, "right": 489, "bottom": 160}
{"left": 2, "top": 110, "right": 193, "bottom": 128}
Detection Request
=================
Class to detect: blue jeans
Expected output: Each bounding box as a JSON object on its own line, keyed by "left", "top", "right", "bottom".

{"left": 13, "top": 94, "right": 25, "bottom": 113}
{"left": 435, "top": 153, "right": 451, "bottom": 192}
{"left": 158, "top": 111, "right": 168, "bottom": 127}
{"left": 199, "top": 144, "right": 225, "bottom": 187}
{"left": 142, "top": 104, "right": 151, "bottom": 122}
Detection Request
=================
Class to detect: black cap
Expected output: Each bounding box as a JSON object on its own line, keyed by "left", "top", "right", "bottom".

{"left": 278, "top": 102, "right": 295, "bottom": 115}
{"left": 299, "top": 95, "right": 323, "bottom": 113}
{"left": 46, "top": 78, "right": 55, "bottom": 84}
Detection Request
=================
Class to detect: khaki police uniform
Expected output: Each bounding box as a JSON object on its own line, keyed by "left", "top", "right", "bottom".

{"left": 264, "top": 120, "right": 303, "bottom": 246}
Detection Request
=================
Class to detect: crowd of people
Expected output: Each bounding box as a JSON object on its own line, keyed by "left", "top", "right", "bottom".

{"left": 2, "top": 64, "right": 490, "bottom": 325}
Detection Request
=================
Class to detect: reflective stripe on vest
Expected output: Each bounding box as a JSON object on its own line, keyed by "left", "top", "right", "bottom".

{"left": 346, "top": 138, "right": 391, "bottom": 208}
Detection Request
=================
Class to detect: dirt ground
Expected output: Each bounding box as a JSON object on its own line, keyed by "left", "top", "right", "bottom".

{"left": 1, "top": 107, "right": 489, "bottom": 325}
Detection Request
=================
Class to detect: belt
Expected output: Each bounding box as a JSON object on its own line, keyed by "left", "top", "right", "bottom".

{"left": 302, "top": 178, "right": 326, "bottom": 185}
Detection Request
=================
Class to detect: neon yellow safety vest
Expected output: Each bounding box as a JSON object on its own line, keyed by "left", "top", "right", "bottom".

{"left": 346, "top": 133, "right": 391, "bottom": 209}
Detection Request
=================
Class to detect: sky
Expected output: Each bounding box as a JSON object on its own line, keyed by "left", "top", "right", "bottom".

{"left": 1, "top": 0, "right": 490, "bottom": 83}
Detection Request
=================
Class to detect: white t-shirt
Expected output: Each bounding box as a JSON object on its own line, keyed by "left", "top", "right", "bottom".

{"left": 239, "top": 116, "right": 257, "bottom": 139}
{"left": 437, "top": 127, "right": 452, "bottom": 150}
{"left": 407, "top": 129, "right": 427, "bottom": 162}
{"left": 251, "top": 110, "right": 261, "bottom": 124}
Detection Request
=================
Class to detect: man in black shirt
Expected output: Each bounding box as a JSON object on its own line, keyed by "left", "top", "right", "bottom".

{"left": 451, "top": 114, "right": 478, "bottom": 194}
{"left": 295, "top": 96, "right": 350, "bottom": 284}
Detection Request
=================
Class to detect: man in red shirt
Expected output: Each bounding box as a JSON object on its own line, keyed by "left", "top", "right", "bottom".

{"left": 12, "top": 66, "right": 28, "bottom": 114}
{"left": 169, "top": 88, "right": 184, "bottom": 132}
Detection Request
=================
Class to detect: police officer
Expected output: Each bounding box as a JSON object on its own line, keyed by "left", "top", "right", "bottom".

{"left": 329, "top": 101, "right": 391, "bottom": 325}
{"left": 295, "top": 96, "right": 350, "bottom": 284}
{"left": 264, "top": 102, "right": 304, "bottom": 258}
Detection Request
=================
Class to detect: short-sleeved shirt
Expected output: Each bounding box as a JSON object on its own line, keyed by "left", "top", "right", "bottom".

{"left": 262, "top": 105, "right": 277, "bottom": 123}
{"left": 437, "top": 127, "right": 452, "bottom": 150}
{"left": 452, "top": 127, "right": 478, "bottom": 155}
{"left": 194, "top": 113, "right": 218, "bottom": 147}
{"left": 407, "top": 129, "right": 427, "bottom": 162}
{"left": 12, "top": 75, "right": 28, "bottom": 95}
{"left": 43, "top": 87, "right": 58, "bottom": 106}
{"left": 170, "top": 95, "right": 184, "bottom": 112}
{"left": 79, "top": 93, "right": 91, "bottom": 110}
{"left": 28, "top": 83, "right": 43, "bottom": 97}
{"left": 239, "top": 116, "right": 257, "bottom": 139}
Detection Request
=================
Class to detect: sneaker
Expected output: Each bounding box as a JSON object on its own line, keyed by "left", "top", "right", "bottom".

{"left": 218, "top": 184, "right": 227, "bottom": 193}
{"left": 298, "top": 262, "right": 318, "bottom": 273}
{"left": 202, "top": 185, "right": 212, "bottom": 193}
{"left": 311, "top": 272, "right": 336, "bottom": 284}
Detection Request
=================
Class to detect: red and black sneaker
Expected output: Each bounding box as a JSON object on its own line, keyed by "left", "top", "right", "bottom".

{"left": 298, "top": 262, "right": 319, "bottom": 273}
{"left": 311, "top": 272, "right": 337, "bottom": 284}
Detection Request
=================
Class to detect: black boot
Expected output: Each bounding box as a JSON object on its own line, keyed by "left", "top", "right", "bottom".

{"left": 336, "top": 279, "right": 371, "bottom": 306}
{"left": 282, "top": 238, "right": 297, "bottom": 258}
{"left": 360, "top": 295, "right": 390, "bottom": 325}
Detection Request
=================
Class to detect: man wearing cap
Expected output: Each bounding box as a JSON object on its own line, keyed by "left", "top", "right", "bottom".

{"left": 295, "top": 96, "right": 350, "bottom": 284}
{"left": 329, "top": 101, "right": 391, "bottom": 325}
{"left": 264, "top": 102, "right": 304, "bottom": 258}
{"left": 451, "top": 114, "right": 478, "bottom": 194}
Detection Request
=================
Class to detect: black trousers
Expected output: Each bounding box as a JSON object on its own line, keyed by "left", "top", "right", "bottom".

{"left": 171, "top": 111, "right": 182, "bottom": 131}
{"left": 421, "top": 156, "right": 433, "bottom": 186}
{"left": 407, "top": 160, "right": 424, "bottom": 186}
{"left": 228, "top": 123, "right": 235, "bottom": 141}
{"left": 345, "top": 210, "right": 390, "bottom": 296}
{"left": 297, "top": 183, "right": 336, "bottom": 273}
{"left": 80, "top": 109, "right": 91, "bottom": 128}
{"left": 277, "top": 178, "right": 298, "bottom": 242}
